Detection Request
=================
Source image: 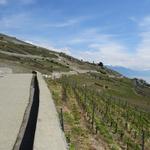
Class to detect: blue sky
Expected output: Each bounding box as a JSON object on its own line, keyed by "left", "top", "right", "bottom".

{"left": 0, "top": 0, "right": 150, "bottom": 70}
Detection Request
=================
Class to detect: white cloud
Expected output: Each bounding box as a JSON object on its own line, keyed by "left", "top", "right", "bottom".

{"left": 139, "top": 16, "right": 150, "bottom": 29}
{"left": 76, "top": 43, "right": 150, "bottom": 71}
{"left": 0, "top": 0, "right": 7, "bottom": 5}
{"left": 0, "top": 9, "right": 149, "bottom": 71}
{"left": 0, "top": 13, "right": 31, "bottom": 29}
{"left": 70, "top": 23, "right": 150, "bottom": 70}
{"left": 67, "top": 28, "right": 130, "bottom": 65}
{"left": 19, "top": 0, "right": 35, "bottom": 4}
{"left": 69, "top": 28, "right": 117, "bottom": 45}
{"left": 43, "top": 17, "right": 88, "bottom": 28}
{"left": 25, "top": 39, "right": 72, "bottom": 55}
{"left": 0, "top": 12, "right": 86, "bottom": 31}
{"left": 59, "top": 48, "right": 72, "bottom": 55}
{"left": 47, "top": 19, "right": 80, "bottom": 28}
{"left": 135, "top": 16, "right": 150, "bottom": 70}
{"left": 0, "top": 0, "right": 35, "bottom": 5}
{"left": 76, "top": 43, "right": 133, "bottom": 68}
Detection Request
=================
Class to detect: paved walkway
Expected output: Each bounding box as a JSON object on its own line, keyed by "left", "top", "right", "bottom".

{"left": 33, "top": 73, "right": 67, "bottom": 150}
{"left": 0, "top": 67, "right": 12, "bottom": 77}
{"left": 0, "top": 73, "right": 67, "bottom": 150}
{"left": 0, "top": 74, "right": 32, "bottom": 150}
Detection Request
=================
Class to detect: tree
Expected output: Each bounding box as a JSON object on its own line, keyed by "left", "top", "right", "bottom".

{"left": 98, "top": 62, "right": 104, "bottom": 67}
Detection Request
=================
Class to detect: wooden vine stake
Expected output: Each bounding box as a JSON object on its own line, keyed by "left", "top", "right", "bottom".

{"left": 60, "top": 108, "right": 64, "bottom": 132}
{"left": 92, "top": 102, "right": 95, "bottom": 129}
{"left": 141, "top": 129, "right": 145, "bottom": 150}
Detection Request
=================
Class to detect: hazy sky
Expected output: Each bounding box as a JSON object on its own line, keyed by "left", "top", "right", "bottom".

{"left": 0, "top": 0, "right": 150, "bottom": 70}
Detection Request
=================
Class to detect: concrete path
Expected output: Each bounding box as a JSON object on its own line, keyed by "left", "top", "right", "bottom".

{"left": 0, "top": 74, "right": 32, "bottom": 150}
{"left": 33, "top": 73, "right": 67, "bottom": 150}
{"left": 51, "top": 71, "right": 77, "bottom": 79}
{"left": 0, "top": 67, "right": 12, "bottom": 77}
{"left": 0, "top": 73, "right": 67, "bottom": 150}
{"left": 50, "top": 70, "right": 97, "bottom": 79}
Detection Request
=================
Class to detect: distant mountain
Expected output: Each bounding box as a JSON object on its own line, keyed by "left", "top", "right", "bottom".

{"left": 108, "top": 66, "right": 150, "bottom": 83}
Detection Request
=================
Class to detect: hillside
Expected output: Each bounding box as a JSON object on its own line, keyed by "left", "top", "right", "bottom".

{"left": 0, "top": 34, "right": 121, "bottom": 75}
{"left": 0, "top": 34, "right": 150, "bottom": 150}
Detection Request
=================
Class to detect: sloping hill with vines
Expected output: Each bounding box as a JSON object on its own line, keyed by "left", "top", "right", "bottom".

{"left": 0, "top": 33, "right": 150, "bottom": 150}
{"left": 46, "top": 73, "right": 150, "bottom": 150}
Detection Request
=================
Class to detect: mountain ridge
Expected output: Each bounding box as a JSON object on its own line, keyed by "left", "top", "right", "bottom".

{"left": 108, "top": 65, "right": 150, "bottom": 83}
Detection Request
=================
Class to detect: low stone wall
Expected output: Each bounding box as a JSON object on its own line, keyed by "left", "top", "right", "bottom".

{"left": 33, "top": 73, "right": 68, "bottom": 150}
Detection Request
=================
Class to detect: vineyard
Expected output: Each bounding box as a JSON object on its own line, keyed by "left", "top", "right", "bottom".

{"left": 46, "top": 73, "right": 150, "bottom": 150}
